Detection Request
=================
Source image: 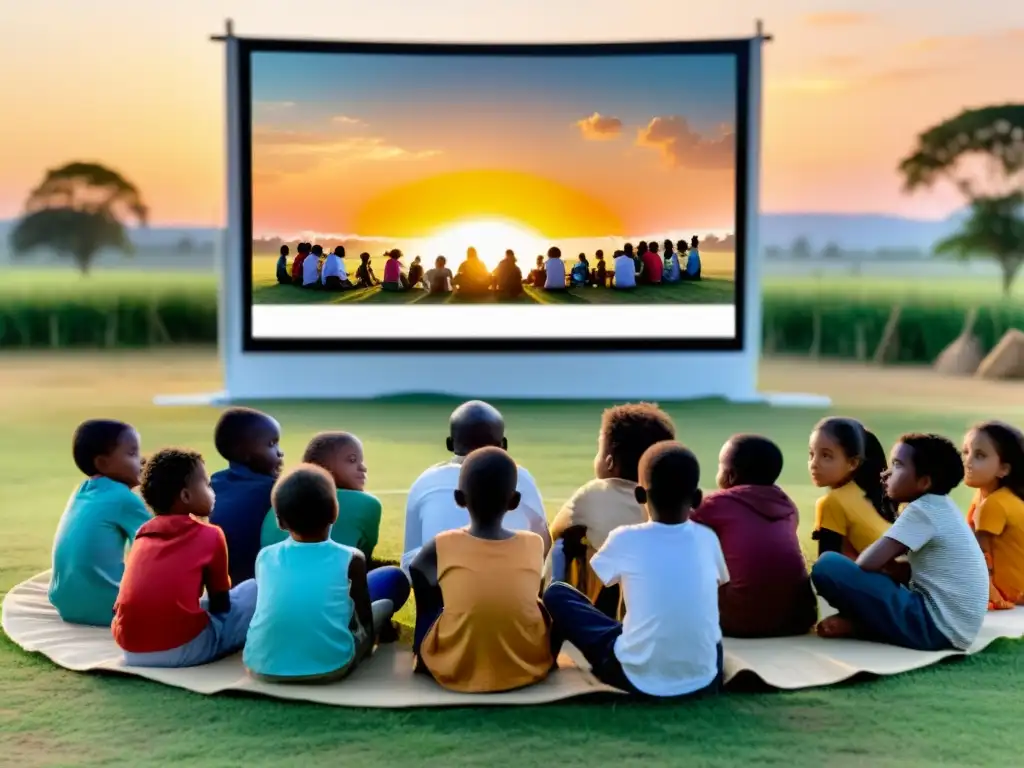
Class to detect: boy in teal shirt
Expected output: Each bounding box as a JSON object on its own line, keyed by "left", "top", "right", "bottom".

{"left": 50, "top": 419, "right": 151, "bottom": 626}
{"left": 260, "top": 431, "right": 382, "bottom": 560}
{"left": 246, "top": 464, "right": 409, "bottom": 682}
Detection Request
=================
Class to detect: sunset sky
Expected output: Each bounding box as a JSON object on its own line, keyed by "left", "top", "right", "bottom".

{"left": 252, "top": 51, "right": 736, "bottom": 238}
{"left": 2, "top": 0, "right": 1023, "bottom": 226}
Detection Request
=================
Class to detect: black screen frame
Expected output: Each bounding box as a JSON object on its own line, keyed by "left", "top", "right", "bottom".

{"left": 238, "top": 37, "right": 752, "bottom": 353}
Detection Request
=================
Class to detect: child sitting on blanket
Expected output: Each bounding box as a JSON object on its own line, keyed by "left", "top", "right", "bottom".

{"left": 245, "top": 465, "right": 408, "bottom": 683}
{"left": 209, "top": 408, "right": 284, "bottom": 585}
{"left": 809, "top": 417, "right": 894, "bottom": 558}
{"left": 963, "top": 421, "right": 1024, "bottom": 610}
{"left": 410, "top": 447, "right": 555, "bottom": 693}
{"left": 113, "top": 449, "right": 258, "bottom": 667}
{"left": 400, "top": 400, "right": 550, "bottom": 571}
{"left": 691, "top": 435, "right": 817, "bottom": 638}
{"left": 261, "top": 431, "right": 382, "bottom": 562}
{"left": 49, "top": 419, "right": 150, "bottom": 626}
{"left": 811, "top": 433, "right": 989, "bottom": 651}
{"left": 544, "top": 441, "right": 727, "bottom": 698}
{"left": 547, "top": 402, "right": 676, "bottom": 617}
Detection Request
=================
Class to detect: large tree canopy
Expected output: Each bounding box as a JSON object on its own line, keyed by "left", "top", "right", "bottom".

{"left": 10, "top": 161, "right": 147, "bottom": 273}
{"left": 899, "top": 105, "right": 1024, "bottom": 295}
{"left": 899, "top": 105, "right": 1024, "bottom": 197}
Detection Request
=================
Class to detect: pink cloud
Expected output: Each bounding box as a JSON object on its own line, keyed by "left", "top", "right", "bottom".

{"left": 635, "top": 116, "right": 734, "bottom": 170}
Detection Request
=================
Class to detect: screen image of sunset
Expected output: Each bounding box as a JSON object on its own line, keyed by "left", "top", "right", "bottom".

{"left": 250, "top": 50, "right": 738, "bottom": 273}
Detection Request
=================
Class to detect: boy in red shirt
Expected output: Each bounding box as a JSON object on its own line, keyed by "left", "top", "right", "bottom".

{"left": 113, "top": 449, "right": 258, "bottom": 667}
{"left": 690, "top": 435, "right": 817, "bottom": 637}
{"left": 290, "top": 242, "right": 311, "bottom": 284}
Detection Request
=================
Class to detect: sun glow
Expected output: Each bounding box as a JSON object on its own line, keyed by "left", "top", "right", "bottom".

{"left": 422, "top": 219, "right": 548, "bottom": 271}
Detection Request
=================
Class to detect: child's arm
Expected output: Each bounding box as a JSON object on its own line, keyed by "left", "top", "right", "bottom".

{"left": 205, "top": 529, "right": 233, "bottom": 614}
{"left": 976, "top": 532, "right": 1015, "bottom": 610}
{"left": 360, "top": 497, "right": 383, "bottom": 562}
{"left": 119, "top": 494, "right": 154, "bottom": 545}
{"left": 973, "top": 498, "right": 1015, "bottom": 610}
{"left": 855, "top": 536, "right": 908, "bottom": 573}
{"left": 813, "top": 496, "right": 848, "bottom": 557}
{"left": 347, "top": 552, "right": 376, "bottom": 658}
{"left": 409, "top": 541, "right": 442, "bottom": 656}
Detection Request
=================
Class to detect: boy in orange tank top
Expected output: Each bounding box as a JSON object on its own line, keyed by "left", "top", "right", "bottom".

{"left": 409, "top": 447, "right": 556, "bottom": 693}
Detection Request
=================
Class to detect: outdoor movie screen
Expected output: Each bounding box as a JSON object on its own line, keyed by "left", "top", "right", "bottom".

{"left": 243, "top": 40, "right": 749, "bottom": 352}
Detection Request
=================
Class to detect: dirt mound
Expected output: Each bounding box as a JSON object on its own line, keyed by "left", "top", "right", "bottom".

{"left": 933, "top": 333, "right": 983, "bottom": 376}
{"left": 977, "top": 329, "right": 1024, "bottom": 380}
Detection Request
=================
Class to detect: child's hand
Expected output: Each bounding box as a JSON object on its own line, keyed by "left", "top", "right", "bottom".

{"left": 989, "top": 582, "right": 1015, "bottom": 611}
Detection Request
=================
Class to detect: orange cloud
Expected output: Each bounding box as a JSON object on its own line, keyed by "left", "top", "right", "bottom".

{"left": 802, "top": 12, "right": 875, "bottom": 27}
{"left": 817, "top": 54, "right": 861, "bottom": 69}
{"left": 253, "top": 126, "right": 442, "bottom": 181}
{"left": 904, "top": 28, "right": 1024, "bottom": 53}
{"left": 576, "top": 112, "right": 623, "bottom": 140}
{"left": 331, "top": 115, "right": 364, "bottom": 126}
{"left": 635, "top": 116, "right": 733, "bottom": 170}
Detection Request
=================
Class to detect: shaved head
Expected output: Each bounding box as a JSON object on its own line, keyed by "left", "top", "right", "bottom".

{"left": 447, "top": 400, "right": 506, "bottom": 456}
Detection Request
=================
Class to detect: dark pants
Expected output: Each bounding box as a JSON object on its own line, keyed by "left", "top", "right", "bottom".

{"left": 810, "top": 552, "right": 954, "bottom": 651}
{"left": 323, "top": 276, "right": 353, "bottom": 291}
{"left": 367, "top": 566, "right": 410, "bottom": 610}
{"left": 542, "top": 582, "right": 723, "bottom": 698}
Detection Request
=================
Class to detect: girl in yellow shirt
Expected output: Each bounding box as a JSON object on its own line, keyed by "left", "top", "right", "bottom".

{"left": 809, "top": 417, "right": 895, "bottom": 559}
{"left": 963, "top": 421, "right": 1024, "bottom": 611}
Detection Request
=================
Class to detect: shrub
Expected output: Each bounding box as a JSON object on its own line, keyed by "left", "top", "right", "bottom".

{"left": 2, "top": 279, "right": 1021, "bottom": 363}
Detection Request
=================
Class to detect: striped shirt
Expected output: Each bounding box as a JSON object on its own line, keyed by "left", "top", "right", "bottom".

{"left": 886, "top": 494, "right": 988, "bottom": 649}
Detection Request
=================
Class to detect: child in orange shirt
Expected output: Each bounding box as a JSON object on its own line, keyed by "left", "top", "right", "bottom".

{"left": 963, "top": 421, "right": 1024, "bottom": 610}
{"left": 809, "top": 417, "right": 894, "bottom": 559}
{"left": 410, "top": 447, "right": 554, "bottom": 693}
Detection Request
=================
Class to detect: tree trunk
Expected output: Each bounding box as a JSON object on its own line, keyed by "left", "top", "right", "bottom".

{"left": 74, "top": 249, "right": 95, "bottom": 275}
{"left": 1000, "top": 256, "right": 1022, "bottom": 297}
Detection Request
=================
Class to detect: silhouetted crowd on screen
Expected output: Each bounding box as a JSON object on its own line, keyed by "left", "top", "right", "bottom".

{"left": 274, "top": 236, "right": 704, "bottom": 299}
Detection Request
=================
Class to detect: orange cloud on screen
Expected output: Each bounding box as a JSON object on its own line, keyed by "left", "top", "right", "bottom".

{"left": 576, "top": 112, "right": 623, "bottom": 140}
{"left": 636, "top": 116, "right": 734, "bottom": 170}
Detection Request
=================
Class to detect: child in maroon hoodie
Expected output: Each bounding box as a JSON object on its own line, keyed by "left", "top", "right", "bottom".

{"left": 691, "top": 435, "right": 817, "bottom": 638}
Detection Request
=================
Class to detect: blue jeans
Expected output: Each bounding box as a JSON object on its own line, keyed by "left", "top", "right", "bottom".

{"left": 367, "top": 565, "right": 410, "bottom": 611}
{"left": 550, "top": 540, "right": 567, "bottom": 583}
{"left": 124, "top": 580, "right": 258, "bottom": 668}
{"left": 811, "top": 552, "right": 954, "bottom": 651}
{"left": 542, "top": 582, "right": 723, "bottom": 698}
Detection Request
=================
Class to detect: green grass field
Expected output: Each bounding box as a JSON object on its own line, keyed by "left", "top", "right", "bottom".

{"left": 2, "top": 351, "right": 1024, "bottom": 766}
{"left": 1, "top": 264, "right": 1013, "bottom": 307}
{"left": 249, "top": 255, "right": 736, "bottom": 305}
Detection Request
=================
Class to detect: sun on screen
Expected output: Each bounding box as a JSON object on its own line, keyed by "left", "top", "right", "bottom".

{"left": 422, "top": 219, "right": 548, "bottom": 271}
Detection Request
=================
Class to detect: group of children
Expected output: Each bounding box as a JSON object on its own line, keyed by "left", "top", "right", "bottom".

{"left": 273, "top": 236, "right": 705, "bottom": 299}
{"left": 47, "top": 402, "right": 1024, "bottom": 699}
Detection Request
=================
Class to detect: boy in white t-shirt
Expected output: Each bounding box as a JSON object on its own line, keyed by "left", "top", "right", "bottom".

{"left": 400, "top": 400, "right": 550, "bottom": 571}
{"left": 812, "top": 433, "right": 988, "bottom": 651}
{"left": 543, "top": 246, "right": 567, "bottom": 290}
{"left": 544, "top": 441, "right": 728, "bottom": 698}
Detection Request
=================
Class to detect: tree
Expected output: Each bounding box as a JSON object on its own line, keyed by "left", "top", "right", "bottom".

{"left": 899, "top": 105, "right": 1024, "bottom": 295}
{"left": 934, "top": 192, "right": 1024, "bottom": 295}
{"left": 10, "top": 162, "right": 148, "bottom": 274}
{"left": 791, "top": 236, "right": 812, "bottom": 259}
{"left": 821, "top": 242, "right": 843, "bottom": 259}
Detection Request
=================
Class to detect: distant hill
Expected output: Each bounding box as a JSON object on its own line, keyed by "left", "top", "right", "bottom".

{"left": 0, "top": 211, "right": 967, "bottom": 263}
{"left": 760, "top": 212, "right": 966, "bottom": 251}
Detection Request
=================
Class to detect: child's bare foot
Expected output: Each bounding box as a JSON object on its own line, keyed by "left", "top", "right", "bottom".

{"left": 816, "top": 616, "right": 857, "bottom": 639}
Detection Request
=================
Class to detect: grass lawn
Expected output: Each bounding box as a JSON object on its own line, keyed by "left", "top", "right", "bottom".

{"left": 2, "top": 350, "right": 1024, "bottom": 766}
{"left": 249, "top": 255, "right": 736, "bottom": 305}
{"left": 1, "top": 264, "right": 1011, "bottom": 309}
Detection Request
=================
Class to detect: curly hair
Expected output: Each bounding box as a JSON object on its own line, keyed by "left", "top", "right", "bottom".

{"left": 899, "top": 433, "right": 965, "bottom": 496}
{"left": 140, "top": 448, "right": 204, "bottom": 515}
{"left": 600, "top": 403, "right": 677, "bottom": 482}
